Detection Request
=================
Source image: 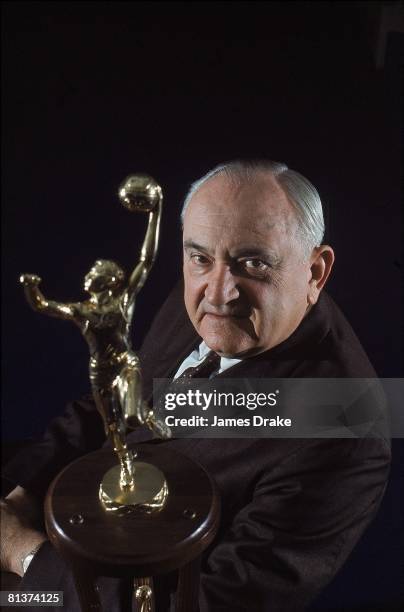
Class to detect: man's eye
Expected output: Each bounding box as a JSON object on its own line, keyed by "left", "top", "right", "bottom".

{"left": 243, "top": 259, "right": 269, "bottom": 273}
{"left": 190, "top": 254, "right": 210, "bottom": 265}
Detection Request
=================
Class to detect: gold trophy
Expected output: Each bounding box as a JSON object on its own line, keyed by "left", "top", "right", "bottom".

{"left": 20, "top": 174, "right": 170, "bottom": 515}
{"left": 19, "top": 174, "right": 220, "bottom": 612}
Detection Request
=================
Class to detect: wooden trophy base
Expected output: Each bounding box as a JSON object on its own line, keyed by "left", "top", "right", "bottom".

{"left": 44, "top": 444, "right": 220, "bottom": 612}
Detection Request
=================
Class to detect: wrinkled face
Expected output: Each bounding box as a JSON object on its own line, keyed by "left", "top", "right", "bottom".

{"left": 183, "top": 173, "right": 315, "bottom": 358}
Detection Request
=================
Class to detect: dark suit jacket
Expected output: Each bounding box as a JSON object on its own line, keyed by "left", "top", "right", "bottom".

{"left": 3, "top": 284, "right": 391, "bottom": 611}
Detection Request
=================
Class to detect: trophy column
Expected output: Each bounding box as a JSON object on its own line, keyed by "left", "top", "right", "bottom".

{"left": 44, "top": 444, "right": 221, "bottom": 611}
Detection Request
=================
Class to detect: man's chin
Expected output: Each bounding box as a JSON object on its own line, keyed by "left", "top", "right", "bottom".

{"left": 199, "top": 320, "right": 258, "bottom": 358}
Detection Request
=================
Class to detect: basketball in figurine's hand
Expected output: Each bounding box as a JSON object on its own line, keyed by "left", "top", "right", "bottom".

{"left": 118, "top": 174, "right": 162, "bottom": 212}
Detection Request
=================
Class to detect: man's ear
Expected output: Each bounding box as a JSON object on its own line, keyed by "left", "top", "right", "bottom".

{"left": 307, "top": 245, "right": 335, "bottom": 305}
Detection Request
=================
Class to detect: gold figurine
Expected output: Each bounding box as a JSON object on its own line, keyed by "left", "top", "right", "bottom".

{"left": 20, "top": 175, "right": 170, "bottom": 513}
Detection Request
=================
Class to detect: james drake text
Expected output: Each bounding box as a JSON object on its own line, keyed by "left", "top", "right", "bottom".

{"left": 165, "top": 415, "right": 292, "bottom": 427}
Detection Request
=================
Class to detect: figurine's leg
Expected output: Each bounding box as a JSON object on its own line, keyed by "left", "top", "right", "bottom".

{"left": 117, "top": 355, "right": 148, "bottom": 428}
{"left": 92, "top": 387, "right": 115, "bottom": 437}
{"left": 93, "top": 387, "right": 134, "bottom": 488}
{"left": 117, "top": 354, "right": 172, "bottom": 440}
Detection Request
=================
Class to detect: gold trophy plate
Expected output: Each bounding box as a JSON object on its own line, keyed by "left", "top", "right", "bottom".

{"left": 100, "top": 460, "right": 168, "bottom": 513}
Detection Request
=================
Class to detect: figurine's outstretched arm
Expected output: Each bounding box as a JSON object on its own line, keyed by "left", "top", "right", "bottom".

{"left": 20, "top": 274, "right": 75, "bottom": 320}
{"left": 124, "top": 200, "right": 162, "bottom": 306}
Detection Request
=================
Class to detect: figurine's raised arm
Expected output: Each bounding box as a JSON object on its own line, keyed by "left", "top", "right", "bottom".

{"left": 20, "top": 274, "right": 75, "bottom": 320}
{"left": 128, "top": 199, "right": 162, "bottom": 296}
{"left": 119, "top": 175, "right": 163, "bottom": 310}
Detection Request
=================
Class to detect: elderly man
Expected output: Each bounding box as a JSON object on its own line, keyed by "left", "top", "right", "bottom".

{"left": 2, "top": 160, "right": 390, "bottom": 611}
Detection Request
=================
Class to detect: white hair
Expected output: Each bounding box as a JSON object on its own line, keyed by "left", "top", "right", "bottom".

{"left": 181, "top": 160, "right": 325, "bottom": 255}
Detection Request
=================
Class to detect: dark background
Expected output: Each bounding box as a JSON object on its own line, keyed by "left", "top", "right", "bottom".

{"left": 2, "top": 2, "right": 403, "bottom": 609}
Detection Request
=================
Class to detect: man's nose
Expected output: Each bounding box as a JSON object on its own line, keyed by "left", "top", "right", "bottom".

{"left": 204, "top": 264, "right": 239, "bottom": 306}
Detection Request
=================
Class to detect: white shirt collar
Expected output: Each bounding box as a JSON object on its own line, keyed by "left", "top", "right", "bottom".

{"left": 174, "top": 341, "right": 242, "bottom": 379}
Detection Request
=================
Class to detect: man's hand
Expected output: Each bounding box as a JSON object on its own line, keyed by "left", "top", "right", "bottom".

{"left": 1, "top": 487, "right": 47, "bottom": 577}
